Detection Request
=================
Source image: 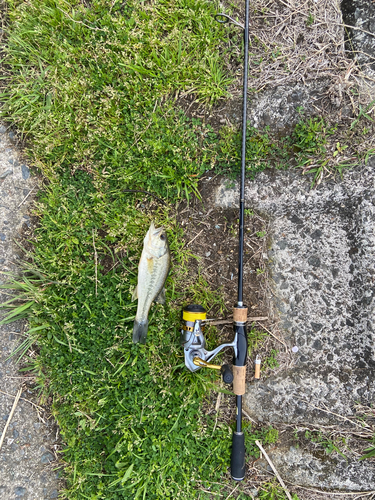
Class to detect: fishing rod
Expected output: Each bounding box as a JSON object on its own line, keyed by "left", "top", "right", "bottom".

{"left": 181, "top": 1, "right": 250, "bottom": 481}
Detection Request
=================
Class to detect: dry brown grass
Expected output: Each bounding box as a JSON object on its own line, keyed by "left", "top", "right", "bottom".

{"left": 224, "top": 0, "right": 375, "bottom": 102}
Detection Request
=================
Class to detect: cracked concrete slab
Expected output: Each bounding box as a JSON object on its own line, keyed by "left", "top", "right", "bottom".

{"left": 0, "top": 125, "right": 60, "bottom": 499}
{"left": 215, "top": 159, "right": 375, "bottom": 489}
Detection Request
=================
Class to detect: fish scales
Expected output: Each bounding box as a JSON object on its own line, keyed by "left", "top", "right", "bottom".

{"left": 137, "top": 254, "right": 169, "bottom": 319}
{"left": 132, "top": 222, "right": 170, "bottom": 344}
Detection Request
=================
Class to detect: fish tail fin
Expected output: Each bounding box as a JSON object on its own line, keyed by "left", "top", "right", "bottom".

{"left": 133, "top": 320, "right": 149, "bottom": 344}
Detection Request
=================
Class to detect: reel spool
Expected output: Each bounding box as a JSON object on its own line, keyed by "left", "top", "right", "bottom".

{"left": 181, "top": 304, "right": 234, "bottom": 384}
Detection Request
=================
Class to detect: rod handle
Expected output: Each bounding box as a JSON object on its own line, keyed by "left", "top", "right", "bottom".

{"left": 233, "top": 365, "right": 246, "bottom": 395}
{"left": 231, "top": 431, "right": 246, "bottom": 481}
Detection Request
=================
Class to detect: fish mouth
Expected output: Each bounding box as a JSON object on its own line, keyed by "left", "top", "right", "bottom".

{"left": 150, "top": 221, "right": 164, "bottom": 236}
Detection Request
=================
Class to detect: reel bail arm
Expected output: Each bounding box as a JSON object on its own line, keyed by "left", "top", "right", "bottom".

{"left": 181, "top": 305, "right": 236, "bottom": 384}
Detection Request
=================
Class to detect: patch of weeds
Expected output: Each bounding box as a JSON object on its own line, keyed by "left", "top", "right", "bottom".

{"left": 216, "top": 124, "right": 291, "bottom": 178}
{"left": 259, "top": 480, "right": 301, "bottom": 500}
{"left": 292, "top": 116, "right": 334, "bottom": 157}
{"left": 256, "top": 230, "right": 267, "bottom": 238}
{"left": 243, "top": 421, "right": 279, "bottom": 458}
{"left": 262, "top": 349, "right": 279, "bottom": 370}
{"left": 359, "top": 435, "right": 375, "bottom": 460}
{"left": 0, "top": 270, "right": 50, "bottom": 362}
{"left": 184, "top": 272, "right": 227, "bottom": 317}
{"left": 350, "top": 99, "right": 375, "bottom": 130}
{"left": 306, "top": 12, "right": 314, "bottom": 27}
{"left": 291, "top": 116, "right": 337, "bottom": 185}
{"left": 216, "top": 109, "right": 375, "bottom": 187}
{"left": 304, "top": 430, "right": 348, "bottom": 460}
{"left": 229, "top": 222, "right": 238, "bottom": 237}
{"left": 244, "top": 208, "right": 254, "bottom": 216}
{"left": 247, "top": 325, "right": 268, "bottom": 353}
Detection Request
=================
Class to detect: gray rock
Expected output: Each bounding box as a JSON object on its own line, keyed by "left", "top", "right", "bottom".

{"left": 248, "top": 79, "right": 332, "bottom": 131}
{"left": 255, "top": 437, "right": 375, "bottom": 490}
{"left": 21, "top": 165, "right": 30, "bottom": 180}
{"left": 0, "top": 169, "right": 13, "bottom": 179}
{"left": 40, "top": 452, "right": 54, "bottom": 465}
{"left": 342, "top": 0, "right": 375, "bottom": 71}
{"left": 14, "top": 486, "right": 27, "bottom": 498}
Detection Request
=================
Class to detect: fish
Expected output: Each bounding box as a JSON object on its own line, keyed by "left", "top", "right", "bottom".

{"left": 132, "top": 222, "right": 170, "bottom": 344}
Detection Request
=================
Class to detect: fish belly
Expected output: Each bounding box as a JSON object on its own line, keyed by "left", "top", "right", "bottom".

{"left": 133, "top": 251, "right": 169, "bottom": 343}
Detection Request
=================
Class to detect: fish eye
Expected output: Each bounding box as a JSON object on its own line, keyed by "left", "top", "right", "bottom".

{"left": 160, "top": 234, "right": 166, "bottom": 241}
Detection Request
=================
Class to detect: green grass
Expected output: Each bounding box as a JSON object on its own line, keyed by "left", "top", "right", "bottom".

{"left": 2, "top": 0, "right": 235, "bottom": 199}
{"left": 3, "top": 1, "right": 372, "bottom": 498}
{"left": 359, "top": 436, "right": 375, "bottom": 460}
{"left": 258, "top": 481, "right": 301, "bottom": 500}
{"left": 0, "top": 1, "right": 281, "bottom": 499}
{"left": 304, "top": 430, "right": 348, "bottom": 461}
{"left": 215, "top": 112, "right": 375, "bottom": 186}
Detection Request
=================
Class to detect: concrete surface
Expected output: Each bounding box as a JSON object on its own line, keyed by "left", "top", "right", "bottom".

{"left": 215, "top": 159, "right": 375, "bottom": 489}
{"left": 0, "top": 126, "right": 60, "bottom": 499}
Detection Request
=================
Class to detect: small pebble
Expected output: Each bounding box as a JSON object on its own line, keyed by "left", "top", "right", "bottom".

{"left": 41, "top": 452, "right": 54, "bottom": 464}
{"left": 21, "top": 165, "right": 30, "bottom": 180}
{"left": 205, "top": 251, "right": 211, "bottom": 257}
{"left": 292, "top": 346, "right": 299, "bottom": 353}
{"left": 14, "top": 487, "right": 27, "bottom": 498}
{"left": 0, "top": 169, "right": 13, "bottom": 179}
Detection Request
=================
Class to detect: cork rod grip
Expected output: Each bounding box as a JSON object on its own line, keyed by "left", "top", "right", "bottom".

{"left": 233, "top": 307, "right": 248, "bottom": 323}
{"left": 233, "top": 366, "right": 246, "bottom": 395}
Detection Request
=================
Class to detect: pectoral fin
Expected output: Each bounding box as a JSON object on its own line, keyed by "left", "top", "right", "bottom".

{"left": 155, "top": 287, "right": 166, "bottom": 305}
{"left": 131, "top": 285, "right": 138, "bottom": 302}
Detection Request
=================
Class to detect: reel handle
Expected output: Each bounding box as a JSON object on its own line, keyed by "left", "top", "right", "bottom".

{"left": 221, "top": 364, "right": 234, "bottom": 384}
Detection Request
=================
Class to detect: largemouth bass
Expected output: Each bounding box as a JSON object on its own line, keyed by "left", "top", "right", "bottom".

{"left": 132, "top": 222, "right": 170, "bottom": 344}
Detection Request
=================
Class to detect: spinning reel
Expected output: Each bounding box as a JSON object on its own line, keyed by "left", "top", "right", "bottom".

{"left": 181, "top": 305, "right": 235, "bottom": 384}
{"left": 181, "top": 304, "right": 248, "bottom": 400}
